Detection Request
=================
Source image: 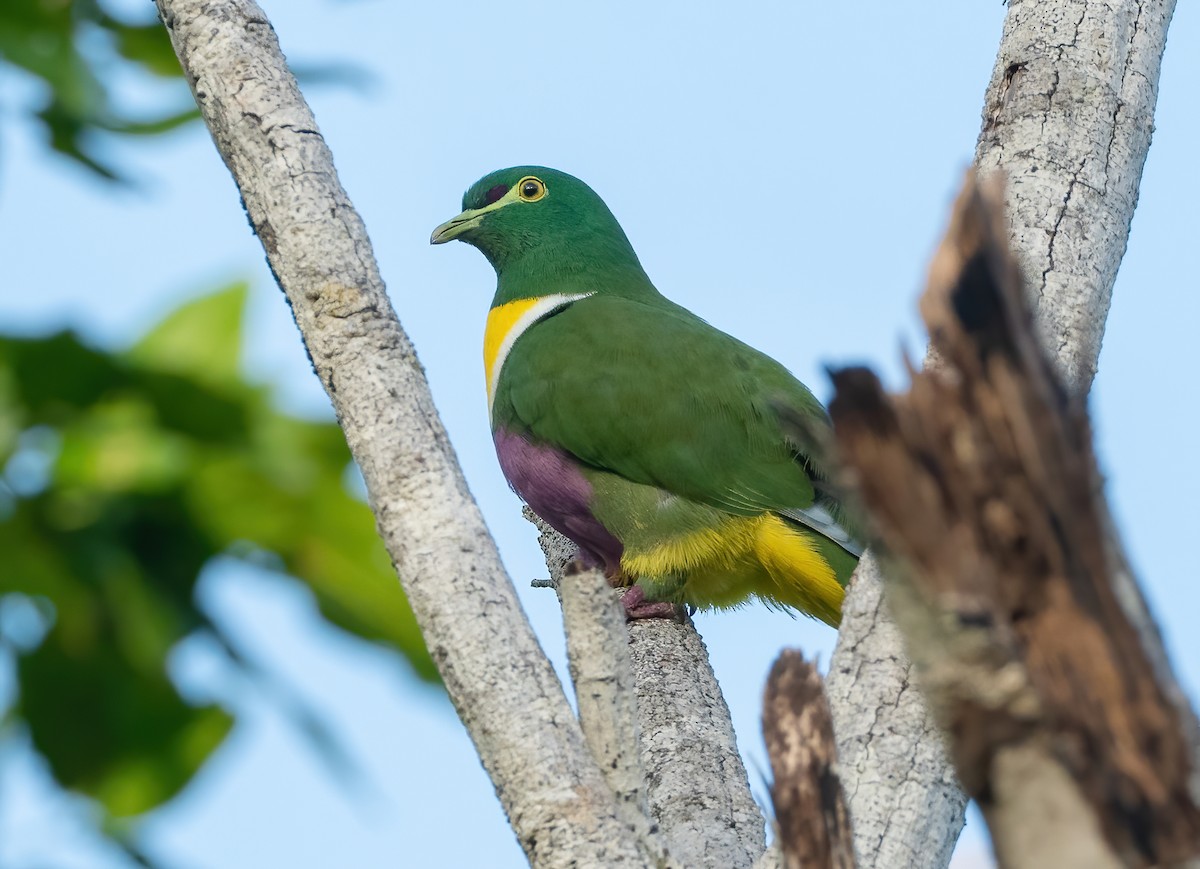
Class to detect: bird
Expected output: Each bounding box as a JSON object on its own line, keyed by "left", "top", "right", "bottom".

{"left": 431, "top": 167, "right": 860, "bottom": 625}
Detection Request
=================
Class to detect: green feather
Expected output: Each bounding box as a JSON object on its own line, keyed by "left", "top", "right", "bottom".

{"left": 433, "top": 166, "right": 860, "bottom": 620}
{"left": 495, "top": 293, "right": 828, "bottom": 518}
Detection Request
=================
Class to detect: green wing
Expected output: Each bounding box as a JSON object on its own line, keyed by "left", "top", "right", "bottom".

{"left": 493, "top": 294, "right": 830, "bottom": 516}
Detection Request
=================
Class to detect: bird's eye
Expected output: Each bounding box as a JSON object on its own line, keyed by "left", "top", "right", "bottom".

{"left": 518, "top": 176, "right": 546, "bottom": 202}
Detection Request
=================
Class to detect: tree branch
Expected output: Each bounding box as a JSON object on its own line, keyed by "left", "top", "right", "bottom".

{"left": 533, "top": 519, "right": 670, "bottom": 860}
{"left": 823, "top": 3, "right": 1183, "bottom": 864}
{"left": 976, "top": 0, "right": 1177, "bottom": 394}
{"left": 153, "top": 2, "right": 656, "bottom": 865}
{"left": 764, "top": 650, "right": 856, "bottom": 869}
{"left": 976, "top": 0, "right": 1200, "bottom": 787}
{"left": 559, "top": 565, "right": 650, "bottom": 826}
{"left": 829, "top": 171, "right": 1200, "bottom": 868}
{"left": 627, "top": 616, "right": 767, "bottom": 867}
{"left": 532, "top": 519, "right": 766, "bottom": 867}
{"left": 825, "top": 555, "right": 966, "bottom": 868}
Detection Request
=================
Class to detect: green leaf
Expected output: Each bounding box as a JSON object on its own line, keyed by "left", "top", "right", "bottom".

{"left": 17, "top": 636, "right": 233, "bottom": 817}
{"left": 109, "top": 20, "right": 184, "bottom": 78}
{"left": 1, "top": 283, "right": 440, "bottom": 835}
{"left": 99, "top": 107, "right": 203, "bottom": 137}
{"left": 55, "top": 396, "right": 194, "bottom": 494}
{"left": 127, "top": 283, "right": 249, "bottom": 387}
{"left": 1, "top": 281, "right": 440, "bottom": 848}
{"left": 0, "top": 0, "right": 186, "bottom": 180}
{"left": 0, "top": 332, "right": 127, "bottom": 419}
{"left": 0, "top": 1, "right": 363, "bottom": 181}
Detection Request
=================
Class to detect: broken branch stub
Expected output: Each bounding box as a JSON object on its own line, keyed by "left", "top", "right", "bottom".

{"left": 828, "top": 173, "right": 1200, "bottom": 867}
{"left": 763, "top": 650, "right": 855, "bottom": 869}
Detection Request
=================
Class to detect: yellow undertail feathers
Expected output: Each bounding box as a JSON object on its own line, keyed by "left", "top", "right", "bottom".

{"left": 622, "top": 513, "right": 844, "bottom": 626}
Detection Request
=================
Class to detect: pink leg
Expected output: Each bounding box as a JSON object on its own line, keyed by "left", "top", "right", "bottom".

{"left": 562, "top": 556, "right": 681, "bottom": 620}
{"left": 620, "top": 585, "right": 683, "bottom": 621}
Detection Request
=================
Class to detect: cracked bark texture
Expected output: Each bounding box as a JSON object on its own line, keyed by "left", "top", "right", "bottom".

{"left": 825, "top": 555, "right": 966, "bottom": 868}
{"left": 976, "top": 0, "right": 1176, "bottom": 394}
{"left": 534, "top": 520, "right": 767, "bottom": 868}
{"left": 628, "top": 617, "right": 767, "bottom": 867}
{"left": 153, "top": 2, "right": 659, "bottom": 866}
{"left": 830, "top": 173, "right": 1200, "bottom": 868}
{"left": 824, "top": 3, "right": 1179, "bottom": 865}
{"left": 977, "top": 0, "right": 1200, "bottom": 788}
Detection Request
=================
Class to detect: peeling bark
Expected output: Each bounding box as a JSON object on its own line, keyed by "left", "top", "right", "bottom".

{"left": 829, "top": 173, "right": 1200, "bottom": 868}
{"left": 823, "top": 3, "right": 1181, "bottom": 865}
{"left": 764, "top": 651, "right": 856, "bottom": 869}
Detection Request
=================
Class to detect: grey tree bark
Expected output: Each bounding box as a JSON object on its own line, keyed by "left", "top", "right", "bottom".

{"left": 825, "top": 555, "right": 967, "bottom": 868}
{"left": 154, "top": 0, "right": 1180, "bottom": 866}
{"left": 157, "top": 1, "right": 768, "bottom": 866}
{"left": 824, "top": 1, "right": 1179, "bottom": 866}
{"left": 533, "top": 518, "right": 766, "bottom": 868}
{"left": 153, "top": 2, "right": 665, "bottom": 866}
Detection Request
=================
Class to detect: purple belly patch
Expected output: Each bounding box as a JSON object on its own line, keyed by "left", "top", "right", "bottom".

{"left": 493, "top": 428, "right": 623, "bottom": 574}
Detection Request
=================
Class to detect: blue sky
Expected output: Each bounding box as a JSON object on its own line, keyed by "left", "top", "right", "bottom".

{"left": 1, "top": 1, "right": 1197, "bottom": 867}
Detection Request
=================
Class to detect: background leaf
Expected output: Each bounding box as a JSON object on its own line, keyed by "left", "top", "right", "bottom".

{"left": 0, "top": 286, "right": 436, "bottom": 832}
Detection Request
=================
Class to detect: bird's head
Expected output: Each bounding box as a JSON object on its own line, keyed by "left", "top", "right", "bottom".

{"left": 431, "top": 166, "right": 645, "bottom": 283}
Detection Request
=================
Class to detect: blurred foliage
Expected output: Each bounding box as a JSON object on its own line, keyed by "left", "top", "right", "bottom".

{"left": 0, "top": 1, "right": 370, "bottom": 180}
{"left": 0, "top": 285, "right": 436, "bottom": 823}
{"left": 0, "top": 0, "right": 198, "bottom": 180}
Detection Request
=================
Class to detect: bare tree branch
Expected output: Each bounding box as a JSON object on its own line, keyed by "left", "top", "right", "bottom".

{"left": 829, "top": 171, "right": 1200, "bottom": 868}
{"left": 825, "top": 555, "right": 967, "bottom": 868}
{"left": 153, "top": 2, "right": 659, "bottom": 866}
{"left": 530, "top": 513, "right": 651, "bottom": 832}
{"left": 976, "top": 0, "right": 1177, "bottom": 394}
{"left": 628, "top": 617, "right": 767, "bottom": 867}
{"left": 554, "top": 555, "right": 674, "bottom": 862}
{"left": 532, "top": 519, "right": 767, "bottom": 868}
{"left": 976, "top": 0, "right": 1200, "bottom": 786}
{"left": 559, "top": 564, "right": 651, "bottom": 824}
{"left": 764, "top": 650, "right": 856, "bottom": 869}
{"left": 823, "top": 3, "right": 1181, "bottom": 865}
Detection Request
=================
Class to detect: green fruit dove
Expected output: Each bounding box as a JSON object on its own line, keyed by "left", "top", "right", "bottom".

{"left": 432, "top": 167, "right": 860, "bottom": 624}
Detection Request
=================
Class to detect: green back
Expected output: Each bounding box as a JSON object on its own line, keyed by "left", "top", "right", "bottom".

{"left": 493, "top": 293, "right": 829, "bottom": 516}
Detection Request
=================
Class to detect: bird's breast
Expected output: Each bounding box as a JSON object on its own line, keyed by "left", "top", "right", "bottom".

{"left": 493, "top": 426, "right": 624, "bottom": 572}
{"left": 483, "top": 292, "right": 594, "bottom": 418}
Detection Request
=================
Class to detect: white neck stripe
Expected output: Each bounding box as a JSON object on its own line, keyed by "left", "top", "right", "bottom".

{"left": 488, "top": 292, "right": 594, "bottom": 419}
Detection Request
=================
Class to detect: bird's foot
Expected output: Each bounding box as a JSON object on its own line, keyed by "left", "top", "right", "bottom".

{"left": 620, "top": 585, "right": 684, "bottom": 621}
{"left": 561, "top": 556, "right": 681, "bottom": 619}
